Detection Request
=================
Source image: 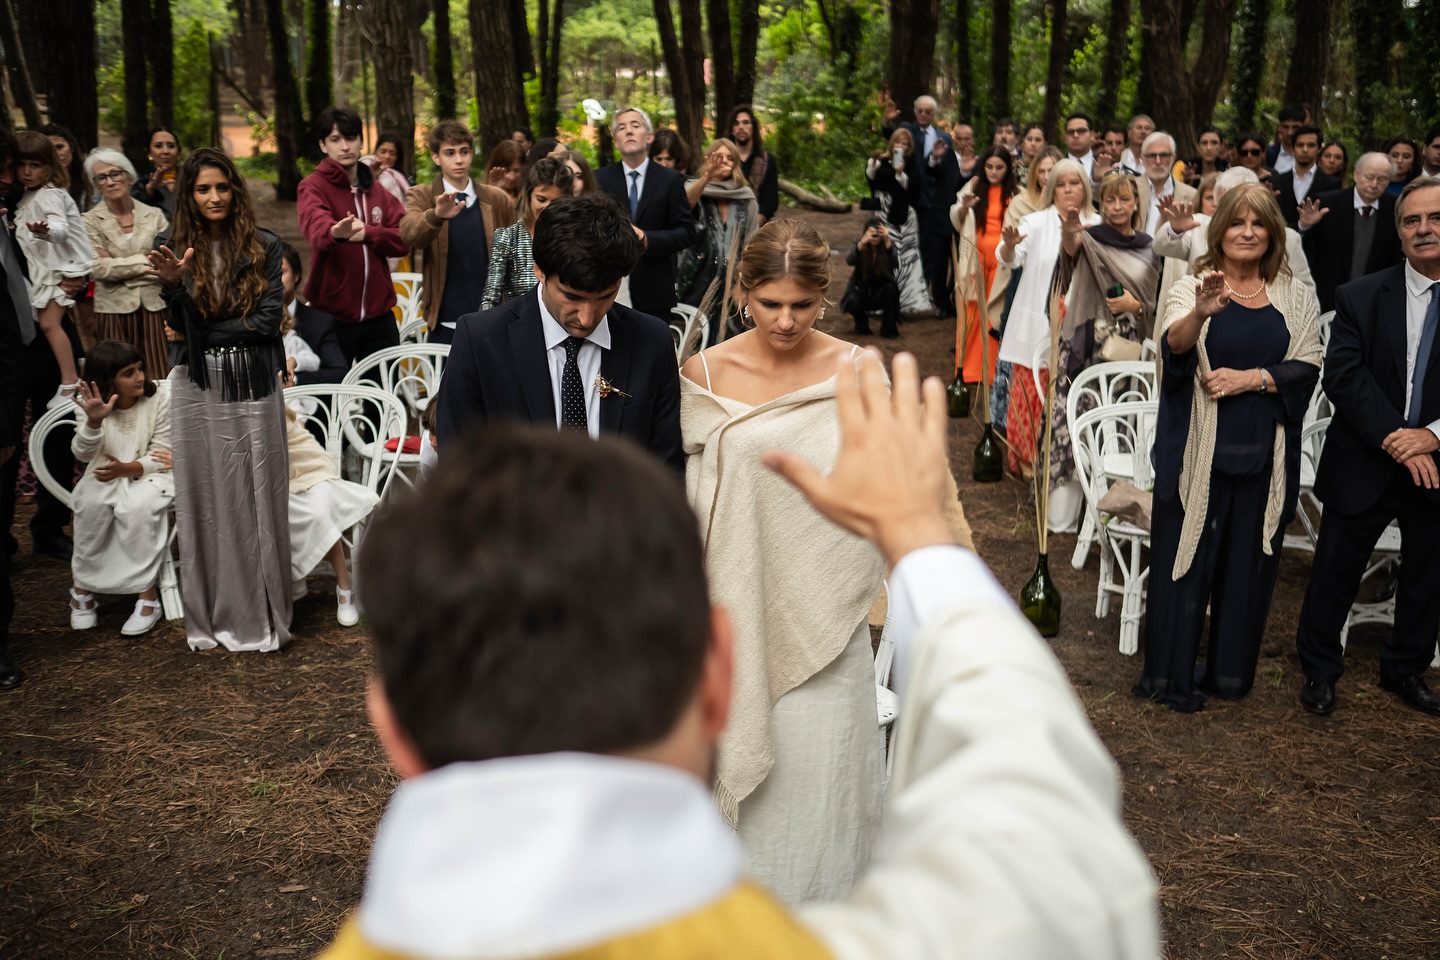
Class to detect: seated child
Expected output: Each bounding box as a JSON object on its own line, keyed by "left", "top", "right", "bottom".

{"left": 68, "top": 340, "right": 173, "bottom": 636}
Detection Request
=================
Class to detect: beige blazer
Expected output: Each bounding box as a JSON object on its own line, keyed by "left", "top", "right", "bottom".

{"left": 83, "top": 202, "right": 169, "bottom": 314}
{"left": 399, "top": 178, "right": 516, "bottom": 327}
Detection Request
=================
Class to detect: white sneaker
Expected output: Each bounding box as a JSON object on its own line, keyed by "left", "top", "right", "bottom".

{"left": 336, "top": 587, "right": 359, "bottom": 627}
{"left": 121, "top": 598, "right": 163, "bottom": 636}
{"left": 69, "top": 588, "right": 97, "bottom": 630}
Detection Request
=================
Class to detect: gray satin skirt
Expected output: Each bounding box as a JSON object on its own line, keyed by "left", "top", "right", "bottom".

{"left": 170, "top": 362, "right": 292, "bottom": 651}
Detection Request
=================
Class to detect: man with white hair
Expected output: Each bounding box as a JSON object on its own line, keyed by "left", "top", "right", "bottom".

{"left": 1133, "top": 131, "right": 1197, "bottom": 303}
{"left": 1119, "top": 114, "right": 1154, "bottom": 176}
{"left": 1153, "top": 166, "right": 1315, "bottom": 296}
{"left": 1298, "top": 151, "right": 1404, "bottom": 312}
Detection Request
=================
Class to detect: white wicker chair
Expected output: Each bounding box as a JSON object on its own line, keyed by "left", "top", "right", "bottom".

{"left": 27, "top": 404, "right": 183, "bottom": 621}
{"left": 1071, "top": 401, "right": 1157, "bottom": 655}
{"left": 342, "top": 343, "right": 450, "bottom": 419}
{"left": 392, "top": 272, "right": 426, "bottom": 343}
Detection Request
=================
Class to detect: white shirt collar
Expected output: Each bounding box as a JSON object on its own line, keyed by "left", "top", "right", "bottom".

{"left": 441, "top": 177, "right": 475, "bottom": 206}
{"left": 1353, "top": 189, "right": 1379, "bottom": 212}
{"left": 1149, "top": 176, "right": 1175, "bottom": 200}
{"left": 536, "top": 285, "right": 612, "bottom": 352}
{"left": 621, "top": 155, "right": 650, "bottom": 177}
{"left": 358, "top": 754, "right": 742, "bottom": 958}
{"left": 1404, "top": 260, "right": 1440, "bottom": 299}
{"left": 1293, "top": 165, "right": 1315, "bottom": 183}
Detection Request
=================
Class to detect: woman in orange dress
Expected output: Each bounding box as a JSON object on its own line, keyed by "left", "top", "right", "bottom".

{"left": 949, "top": 147, "right": 1018, "bottom": 387}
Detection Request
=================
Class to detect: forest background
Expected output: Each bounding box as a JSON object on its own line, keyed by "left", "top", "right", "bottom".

{"left": 3, "top": 0, "right": 1439, "bottom": 202}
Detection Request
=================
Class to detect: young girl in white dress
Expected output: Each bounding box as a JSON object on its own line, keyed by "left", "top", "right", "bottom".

{"left": 16, "top": 131, "right": 95, "bottom": 407}
{"left": 68, "top": 341, "right": 173, "bottom": 637}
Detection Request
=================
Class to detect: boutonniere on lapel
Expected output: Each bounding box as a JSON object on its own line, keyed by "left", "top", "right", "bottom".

{"left": 594, "top": 375, "right": 631, "bottom": 399}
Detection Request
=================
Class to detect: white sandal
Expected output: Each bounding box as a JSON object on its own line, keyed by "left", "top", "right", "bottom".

{"left": 69, "top": 588, "right": 97, "bottom": 630}
{"left": 336, "top": 587, "right": 359, "bottom": 627}
{"left": 121, "top": 597, "right": 163, "bottom": 637}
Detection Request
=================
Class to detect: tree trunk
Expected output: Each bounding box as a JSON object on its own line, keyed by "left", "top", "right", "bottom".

{"left": 709, "top": 0, "right": 736, "bottom": 133}
{"left": 1282, "top": 0, "right": 1338, "bottom": 121}
{"left": 231, "top": 0, "right": 268, "bottom": 109}
{"left": 888, "top": 0, "right": 940, "bottom": 123}
{"left": 1349, "top": 0, "right": 1398, "bottom": 149}
{"left": 1417, "top": 0, "right": 1440, "bottom": 131}
{"left": 537, "top": 0, "right": 566, "bottom": 136}
{"left": 954, "top": 0, "right": 973, "bottom": 124}
{"left": 305, "top": 0, "right": 332, "bottom": 126}
{"left": 734, "top": 0, "right": 759, "bottom": 104}
{"left": 507, "top": 0, "right": 534, "bottom": 80}
{"left": 367, "top": 0, "right": 422, "bottom": 160}
{"left": 653, "top": 0, "right": 705, "bottom": 155}
{"left": 264, "top": 0, "right": 303, "bottom": 199}
{"left": 431, "top": 0, "right": 456, "bottom": 119}
{"left": 1137, "top": 0, "right": 1184, "bottom": 140}
{"left": 1041, "top": 0, "right": 1067, "bottom": 138}
{"left": 1183, "top": 0, "right": 1234, "bottom": 142}
{"left": 16, "top": 0, "right": 98, "bottom": 149}
{"left": 1095, "top": 0, "right": 1129, "bottom": 124}
{"left": 1228, "top": 0, "right": 1268, "bottom": 134}
{"left": 0, "top": 0, "right": 41, "bottom": 129}
{"left": 151, "top": 0, "right": 174, "bottom": 128}
{"left": 470, "top": 0, "right": 528, "bottom": 152}
{"left": 1138, "top": 0, "right": 1231, "bottom": 148}
{"left": 121, "top": 0, "right": 151, "bottom": 172}
{"left": 988, "top": 0, "right": 1011, "bottom": 128}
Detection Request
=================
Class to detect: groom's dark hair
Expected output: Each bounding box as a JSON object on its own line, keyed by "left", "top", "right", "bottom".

{"left": 531, "top": 193, "right": 642, "bottom": 293}
{"left": 357, "top": 426, "right": 710, "bottom": 769}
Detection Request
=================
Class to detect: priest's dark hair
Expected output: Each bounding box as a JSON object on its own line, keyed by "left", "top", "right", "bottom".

{"left": 357, "top": 426, "right": 712, "bottom": 768}
{"left": 531, "top": 193, "right": 642, "bottom": 293}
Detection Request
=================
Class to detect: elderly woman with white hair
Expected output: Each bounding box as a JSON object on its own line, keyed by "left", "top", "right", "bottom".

{"left": 1152, "top": 166, "right": 1316, "bottom": 296}
{"left": 995, "top": 157, "right": 1098, "bottom": 477}
{"left": 81, "top": 147, "right": 171, "bottom": 376}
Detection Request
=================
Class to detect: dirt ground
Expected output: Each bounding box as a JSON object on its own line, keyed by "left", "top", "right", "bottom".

{"left": 2, "top": 202, "right": 1439, "bottom": 959}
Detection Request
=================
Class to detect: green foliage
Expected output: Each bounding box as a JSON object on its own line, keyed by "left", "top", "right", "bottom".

{"left": 100, "top": 20, "right": 219, "bottom": 151}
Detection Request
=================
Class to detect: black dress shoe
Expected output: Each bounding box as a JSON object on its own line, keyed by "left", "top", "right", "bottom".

{"left": 32, "top": 535, "right": 73, "bottom": 561}
{"left": 1380, "top": 674, "right": 1440, "bottom": 716}
{"left": 1300, "top": 679, "right": 1336, "bottom": 716}
{"left": 0, "top": 653, "right": 23, "bottom": 691}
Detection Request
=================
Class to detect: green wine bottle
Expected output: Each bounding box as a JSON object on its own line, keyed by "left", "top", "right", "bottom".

{"left": 973, "top": 423, "right": 1003, "bottom": 482}
{"left": 947, "top": 375, "right": 970, "bottom": 419}
{"left": 1019, "top": 553, "right": 1062, "bottom": 637}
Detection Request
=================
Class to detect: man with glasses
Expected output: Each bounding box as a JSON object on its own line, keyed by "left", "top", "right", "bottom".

{"left": 1063, "top": 113, "right": 1096, "bottom": 179}
{"left": 1268, "top": 125, "right": 1338, "bottom": 228}
{"left": 1298, "top": 152, "right": 1403, "bottom": 312}
{"left": 1135, "top": 131, "right": 1197, "bottom": 303}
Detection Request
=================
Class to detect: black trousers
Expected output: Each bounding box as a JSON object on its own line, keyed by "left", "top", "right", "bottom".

{"left": 841, "top": 279, "right": 900, "bottom": 333}
{"left": 1296, "top": 467, "right": 1440, "bottom": 685}
{"left": 1136, "top": 470, "right": 1282, "bottom": 711}
{"left": 334, "top": 312, "right": 401, "bottom": 366}
{"left": 919, "top": 226, "right": 955, "bottom": 317}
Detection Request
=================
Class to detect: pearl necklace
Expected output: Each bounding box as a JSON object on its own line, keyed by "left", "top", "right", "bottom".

{"left": 1224, "top": 279, "right": 1264, "bottom": 300}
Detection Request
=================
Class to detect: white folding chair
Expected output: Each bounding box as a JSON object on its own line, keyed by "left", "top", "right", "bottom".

{"left": 27, "top": 404, "right": 183, "bottom": 621}
{"left": 873, "top": 600, "right": 899, "bottom": 793}
{"left": 1285, "top": 416, "right": 1328, "bottom": 553}
{"left": 392, "top": 272, "right": 426, "bottom": 343}
{"left": 1066, "top": 361, "right": 1159, "bottom": 569}
{"left": 1316, "top": 309, "right": 1334, "bottom": 356}
{"left": 1072, "top": 402, "right": 1157, "bottom": 655}
{"left": 342, "top": 343, "right": 450, "bottom": 419}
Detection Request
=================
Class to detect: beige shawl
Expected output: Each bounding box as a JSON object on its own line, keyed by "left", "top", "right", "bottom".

{"left": 1159, "top": 273, "right": 1323, "bottom": 578}
{"left": 286, "top": 411, "right": 340, "bottom": 494}
{"left": 682, "top": 375, "right": 886, "bottom": 826}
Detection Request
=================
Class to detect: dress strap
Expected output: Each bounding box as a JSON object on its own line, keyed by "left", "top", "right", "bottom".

{"left": 848, "top": 344, "right": 861, "bottom": 359}
{"left": 698, "top": 351, "right": 713, "bottom": 392}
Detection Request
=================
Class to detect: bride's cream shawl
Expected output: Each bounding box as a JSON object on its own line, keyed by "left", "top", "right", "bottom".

{"left": 682, "top": 375, "right": 886, "bottom": 826}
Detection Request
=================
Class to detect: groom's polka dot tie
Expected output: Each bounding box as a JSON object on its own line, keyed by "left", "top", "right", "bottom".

{"left": 561, "top": 336, "right": 588, "bottom": 432}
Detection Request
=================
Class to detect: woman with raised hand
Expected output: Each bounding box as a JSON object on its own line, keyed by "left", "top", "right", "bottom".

{"left": 676, "top": 138, "right": 758, "bottom": 319}
{"left": 131, "top": 127, "right": 183, "bottom": 218}
{"left": 479, "top": 157, "right": 574, "bottom": 310}
{"left": 950, "top": 146, "right": 1019, "bottom": 389}
{"left": 1135, "top": 184, "right": 1321, "bottom": 712}
{"left": 147, "top": 148, "right": 292, "bottom": 652}
{"left": 865, "top": 128, "right": 933, "bottom": 315}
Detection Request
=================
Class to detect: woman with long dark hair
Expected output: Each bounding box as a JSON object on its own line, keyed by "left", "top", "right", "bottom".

{"left": 146, "top": 148, "right": 291, "bottom": 652}
{"left": 41, "top": 124, "right": 95, "bottom": 211}
{"left": 1381, "top": 136, "right": 1420, "bottom": 197}
{"left": 950, "top": 146, "right": 1018, "bottom": 388}
{"left": 132, "top": 127, "right": 183, "bottom": 217}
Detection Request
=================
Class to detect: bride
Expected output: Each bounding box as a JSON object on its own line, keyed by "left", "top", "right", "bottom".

{"left": 680, "top": 220, "right": 886, "bottom": 903}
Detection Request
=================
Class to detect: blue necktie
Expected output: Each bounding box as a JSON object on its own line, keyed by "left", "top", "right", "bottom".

{"left": 1408, "top": 282, "right": 1440, "bottom": 427}
{"left": 628, "top": 171, "right": 640, "bottom": 217}
{"left": 454, "top": 191, "right": 467, "bottom": 206}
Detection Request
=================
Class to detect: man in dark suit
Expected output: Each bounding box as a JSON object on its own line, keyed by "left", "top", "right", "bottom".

{"left": 1264, "top": 103, "right": 1307, "bottom": 173}
{"left": 882, "top": 94, "right": 958, "bottom": 316}
{"left": 437, "top": 193, "right": 682, "bottom": 472}
{"left": 1267, "top": 125, "right": 1338, "bottom": 228}
{"left": 594, "top": 107, "right": 696, "bottom": 322}
{"left": 1299, "top": 152, "right": 1403, "bottom": 313}
{"left": 1296, "top": 177, "right": 1440, "bottom": 717}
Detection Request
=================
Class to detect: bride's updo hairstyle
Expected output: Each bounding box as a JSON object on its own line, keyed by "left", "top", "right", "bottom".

{"left": 737, "top": 219, "right": 833, "bottom": 298}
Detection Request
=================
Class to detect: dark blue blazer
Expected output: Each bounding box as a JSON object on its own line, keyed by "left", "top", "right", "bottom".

{"left": 436, "top": 290, "right": 683, "bottom": 472}
{"left": 291, "top": 302, "right": 349, "bottom": 384}
{"left": 595, "top": 160, "right": 696, "bottom": 321}
{"left": 1316, "top": 264, "right": 1440, "bottom": 514}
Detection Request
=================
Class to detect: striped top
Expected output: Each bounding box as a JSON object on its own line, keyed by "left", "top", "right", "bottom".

{"left": 481, "top": 221, "right": 538, "bottom": 310}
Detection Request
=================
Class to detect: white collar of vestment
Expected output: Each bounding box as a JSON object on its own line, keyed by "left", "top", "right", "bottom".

{"left": 358, "top": 753, "right": 743, "bottom": 959}
{"left": 537, "top": 286, "right": 612, "bottom": 352}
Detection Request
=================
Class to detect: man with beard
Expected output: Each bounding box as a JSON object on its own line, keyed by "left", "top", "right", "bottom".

{"left": 726, "top": 104, "right": 779, "bottom": 225}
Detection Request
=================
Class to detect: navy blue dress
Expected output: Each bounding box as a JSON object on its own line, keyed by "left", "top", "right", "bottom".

{"left": 1136, "top": 301, "right": 1319, "bottom": 711}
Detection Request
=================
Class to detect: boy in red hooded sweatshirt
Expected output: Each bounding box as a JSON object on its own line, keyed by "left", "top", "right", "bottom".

{"left": 296, "top": 106, "right": 409, "bottom": 364}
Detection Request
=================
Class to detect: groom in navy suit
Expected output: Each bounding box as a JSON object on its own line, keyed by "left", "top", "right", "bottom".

{"left": 436, "top": 193, "right": 683, "bottom": 472}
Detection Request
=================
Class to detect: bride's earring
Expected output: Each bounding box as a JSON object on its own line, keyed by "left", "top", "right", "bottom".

{"left": 819, "top": 308, "right": 826, "bottom": 321}
{"left": 742, "top": 305, "right": 751, "bottom": 320}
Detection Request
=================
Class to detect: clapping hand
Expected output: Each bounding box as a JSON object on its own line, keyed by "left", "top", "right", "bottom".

{"left": 433, "top": 191, "right": 464, "bottom": 220}
{"left": 144, "top": 244, "right": 194, "bottom": 287}
{"left": 75, "top": 379, "right": 117, "bottom": 424}
{"left": 26, "top": 220, "right": 48, "bottom": 237}
{"left": 1193, "top": 270, "right": 1230, "bottom": 318}
{"left": 1298, "top": 197, "right": 1330, "bottom": 230}
{"left": 1160, "top": 196, "right": 1198, "bottom": 234}
{"left": 331, "top": 214, "right": 366, "bottom": 243}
